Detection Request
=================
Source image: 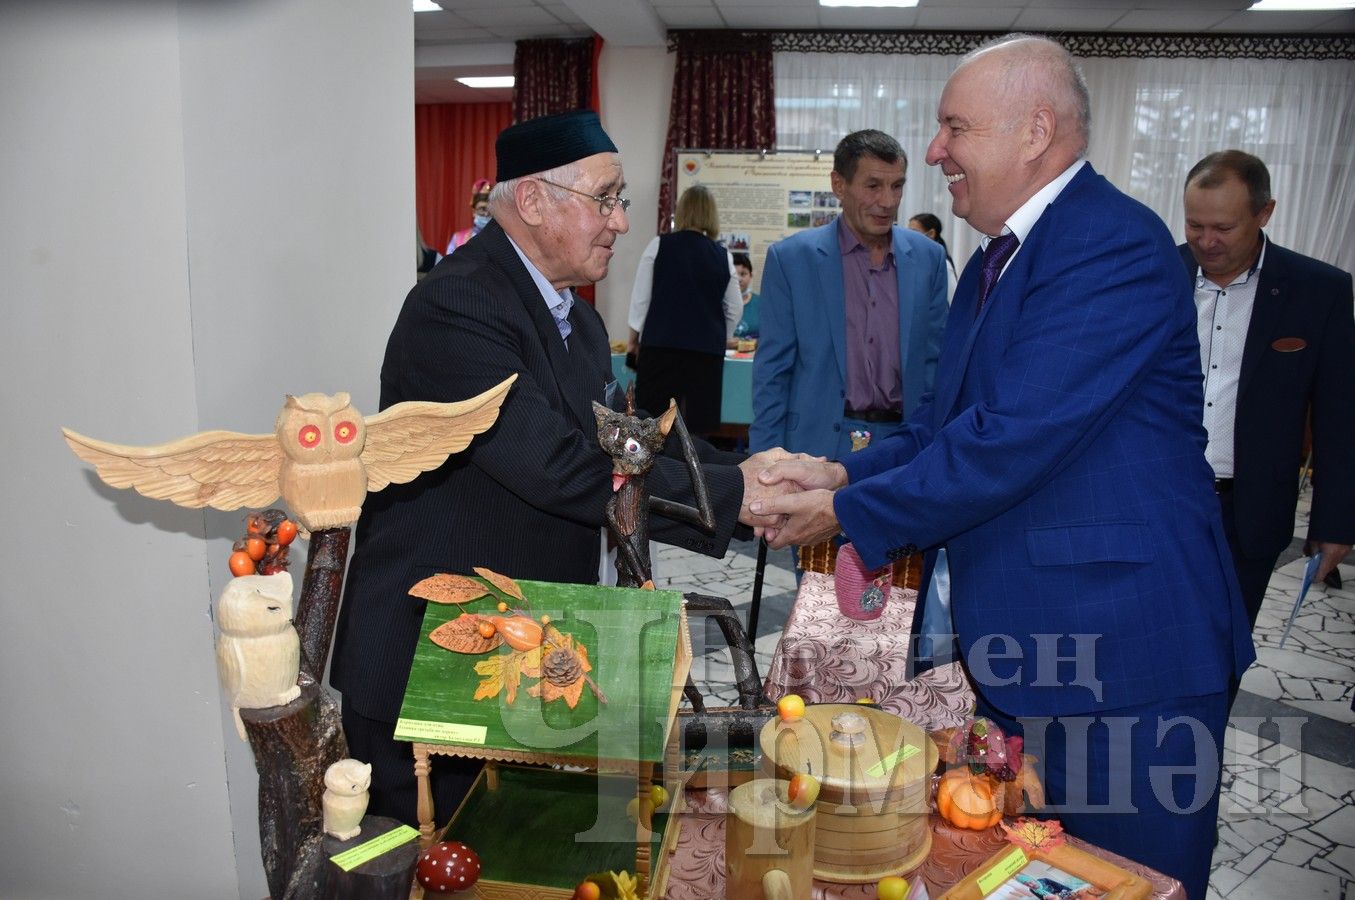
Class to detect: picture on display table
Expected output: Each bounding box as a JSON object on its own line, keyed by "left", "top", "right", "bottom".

{"left": 986, "top": 860, "right": 1106, "bottom": 899}
{"left": 813, "top": 190, "right": 840, "bottom": 208}
{"left": 787, "top": 211, "right": 812, "bottom": 228}
{"left": 788, "top": 189, "right": 812, "bottom": 207}
{"left": 811, "top": 209, "right": 839, "bottom": 227}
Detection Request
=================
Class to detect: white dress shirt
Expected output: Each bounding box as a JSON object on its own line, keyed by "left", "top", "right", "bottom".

{"left": 1195, "top": 237, "right": 1267, "bottom": 479}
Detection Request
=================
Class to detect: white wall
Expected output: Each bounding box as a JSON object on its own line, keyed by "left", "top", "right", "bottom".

{"left": 596, "top": 45, "right": 675, "bottom": 343}
{"left": 0, "top": 1, "right": 412, "bottom": 896}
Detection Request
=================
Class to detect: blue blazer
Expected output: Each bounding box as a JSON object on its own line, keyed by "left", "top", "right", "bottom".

{"left": 834, "top": 165, "right": 1255, "bottom": 717}
{"left": 1177, "top": 240, "right": 1355, "bottom": 559}
{"left": 750, "top": 222, "right": 949, "bottom": 459}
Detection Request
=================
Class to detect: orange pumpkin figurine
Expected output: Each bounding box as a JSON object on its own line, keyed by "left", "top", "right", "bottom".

{"left": 936, "top": 768, "right": 1003, "bottom": 830}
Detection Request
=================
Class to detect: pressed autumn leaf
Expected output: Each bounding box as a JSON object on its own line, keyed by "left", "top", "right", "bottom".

{"left": 473, "top": 655, "right": 504, "bottom": 701}
{"left": 473, "top": 646, "right": 539, "bottom": 704}
{"left": 409, "top": 573, "right": 489, "bottom": 604}
{"left": 429, "top": 614, "right": 502, "bottom": 654}
{"left": 473, "top": 566, "right": 524, "bottom": 601}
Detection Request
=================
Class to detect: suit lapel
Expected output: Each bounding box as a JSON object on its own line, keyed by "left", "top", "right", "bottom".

{"left": 815, "top": 224, "right": 849, "bottom": 388}
{"left": 559, "top": 299, "right": 609, "bottom": 428}
{"left": 1239, "top": 240, "right": 1286, "bottom": 403}
{"left": 892, "top": 227, "right": 915, "bottom": 371}
{"left": 485, "top": 225, "right": 599, "bottom": 431}
{"left": 931, "top": 248, "right": 983, "bottom": 421}
{"left": 930, "top": 165, "right": 1099, "bottom": 424}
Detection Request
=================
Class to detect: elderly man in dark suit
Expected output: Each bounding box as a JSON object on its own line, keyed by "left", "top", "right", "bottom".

{"left": 1181, "top": 150, "right": 1355, "bottom": 628}
{"left": 330, "top": 110, "right": 791, "bottom": 824}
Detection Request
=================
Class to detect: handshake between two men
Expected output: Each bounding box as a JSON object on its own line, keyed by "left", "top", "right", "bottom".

{"left": 736, "top": 452, "right": 847, "bottom": 550}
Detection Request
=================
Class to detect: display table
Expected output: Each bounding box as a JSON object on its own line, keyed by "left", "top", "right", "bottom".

{"left": 763, "top": 572, "right": 975, "bottom": 733}
{"left": 663, "top": 788, "right": 1186, "bottom": 899}
{"left": 610, "top": 353, "right": 754, "bottom": 425}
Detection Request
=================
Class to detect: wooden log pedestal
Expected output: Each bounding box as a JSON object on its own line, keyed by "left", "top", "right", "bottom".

{"left": 241, "top": 678, "right": 348, "bottom": 899}
{"left": 320, "top": 815, "right": 420, "bottom": 899}
{"left": 726, "top": 779, "right": 817, "bottom": 900}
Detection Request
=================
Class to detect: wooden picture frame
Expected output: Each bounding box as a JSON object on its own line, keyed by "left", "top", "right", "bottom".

{"left": 939, "top": 841, "right": 1153, "bottom": 900}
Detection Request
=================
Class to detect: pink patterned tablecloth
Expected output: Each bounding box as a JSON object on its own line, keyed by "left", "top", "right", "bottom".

{"left": 763, "top": 571, "right": 976, "bottom": 732}
{"left": 664, "top": 788, "right": 1185, "bottom": 899}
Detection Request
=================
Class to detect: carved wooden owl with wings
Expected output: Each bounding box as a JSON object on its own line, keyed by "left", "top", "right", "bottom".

{"left": 63, "top": 375, "right": 516, "bottom": 531}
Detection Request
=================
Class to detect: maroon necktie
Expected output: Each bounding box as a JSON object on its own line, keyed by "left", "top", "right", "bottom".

{"left": 976, "top": 232, "right": 1019, "bottom": 315}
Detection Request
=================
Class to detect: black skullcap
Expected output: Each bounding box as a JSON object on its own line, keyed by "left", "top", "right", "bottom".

{"left": 495, "top": 110, "right": 618, "bottom": 183}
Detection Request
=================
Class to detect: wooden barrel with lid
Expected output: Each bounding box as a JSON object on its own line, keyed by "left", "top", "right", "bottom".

{"left": 759, "top": 704, "right": 936, "bottom": 883}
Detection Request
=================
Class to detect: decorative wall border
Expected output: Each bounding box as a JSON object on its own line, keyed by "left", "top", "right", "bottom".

{"left": 667, "top": 29, "right": 1355, "bottom": 61}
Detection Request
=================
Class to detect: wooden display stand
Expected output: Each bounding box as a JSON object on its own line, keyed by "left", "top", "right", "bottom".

{"left": 399, "top": 579, "right": 693, "bottom": 897}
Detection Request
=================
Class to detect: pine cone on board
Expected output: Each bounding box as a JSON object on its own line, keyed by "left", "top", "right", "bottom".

{"left": 542, "top": 647, "right": 583, "bottom": 688}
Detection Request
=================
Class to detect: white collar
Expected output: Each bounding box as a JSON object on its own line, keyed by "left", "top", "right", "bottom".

{"left": 984, "top": 158, "right": 1087, "bottom": 247}
{"left": 506, "top": 233, "right": 574, "bottom": 319}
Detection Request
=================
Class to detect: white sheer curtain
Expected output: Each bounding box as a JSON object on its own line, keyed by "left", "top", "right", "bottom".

{"left": 775, "top": 51, "right": 1355, "bottom": 273}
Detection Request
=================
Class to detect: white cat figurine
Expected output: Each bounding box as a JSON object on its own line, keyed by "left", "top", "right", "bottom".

{"left": 323, "top": 758, "right": 373, "bottom": 841}
{"left": 215, "top": 572, "right": 301, "bottom": 740}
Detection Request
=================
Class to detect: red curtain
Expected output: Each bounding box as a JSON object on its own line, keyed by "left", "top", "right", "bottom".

{"left": 415, "top": 102, "right": 512, "bottom": 255}
{"left": 511, "top": 36, "right": 605, "bottom": 302}
{"left": 658, "top": 32, "right": 776, "bottom": 233}
{"left": 512, "top": 37, "right": 598, "bottom": 123}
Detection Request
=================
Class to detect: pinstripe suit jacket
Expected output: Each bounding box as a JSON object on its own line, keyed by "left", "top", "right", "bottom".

{"left": 834, "top": 165, "right": 1255, "bottom": 716}
{"left": 331, "top": 222, "right": 745, "bottom": 723}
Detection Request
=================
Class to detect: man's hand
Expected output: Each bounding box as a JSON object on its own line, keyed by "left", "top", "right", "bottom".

{"left": 736, "top": 448, "right": 826, "bottom": 528}
{"left": 759, "top": 458, "right": 849, "bottom": 493}
{"left": 749, "top": 489, "right": 840, "bottom": 549}
{"left": 1304, "top": 540, "right": 1351, "bottom": 582}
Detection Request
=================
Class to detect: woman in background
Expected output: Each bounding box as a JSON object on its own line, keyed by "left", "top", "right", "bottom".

{"left": 727, "top": 251, "right": 759, "bottom": 349}
{"left": 443, "top": 178, "right": 493, "bottom": 257}
{"left": 627, "top": 185, "right": 742, "bottom": 436}
{"left": 908, "top": 212, "right": 957, "bottom": 303}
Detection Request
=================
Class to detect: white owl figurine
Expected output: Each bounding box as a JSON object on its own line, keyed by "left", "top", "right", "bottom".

{"left": 215, "top": 572, "right": 302, "bottom": 740}
{"left": 322, "top": 758, "right": 373, "bottom": 841}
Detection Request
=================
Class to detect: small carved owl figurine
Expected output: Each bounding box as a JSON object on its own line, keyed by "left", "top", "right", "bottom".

{"left": 276, "top": 392, "right": 368, "bottom": 531}
{"left": 323, "top": 758, "right": 372, "bottom": 841}
{"left": 215, "top": 572, "right": 301, "bottom": 740}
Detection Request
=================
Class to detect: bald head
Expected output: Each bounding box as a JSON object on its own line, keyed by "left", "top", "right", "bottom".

{"left": 925, "top": 34, "right": 1090, "bottom": 235}
{"left": 961, "top": 34, "right": 1090, "bottom": 158}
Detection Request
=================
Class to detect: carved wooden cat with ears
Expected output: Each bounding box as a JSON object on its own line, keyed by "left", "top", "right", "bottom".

{"left": 592, "top": 394, "right": 714, "bottom": 588}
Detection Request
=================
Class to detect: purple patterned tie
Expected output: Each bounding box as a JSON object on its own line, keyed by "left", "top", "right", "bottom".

{"left": 975, "top": 232, "right": 1019, "bottom": 315}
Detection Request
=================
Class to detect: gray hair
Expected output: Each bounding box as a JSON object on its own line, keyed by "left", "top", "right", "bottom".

{"left": 487, "top": 160, "right": 584, "bottom": 216}
{"left": 962, "top": 34, "right": 1091, "bottom": 157}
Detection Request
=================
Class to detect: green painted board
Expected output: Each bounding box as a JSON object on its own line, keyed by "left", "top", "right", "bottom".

{"left": 397, "top": 579, "right": 685, "bottom": 764}
{"left": 442, "top": 765, "right": 671, "bottom": 890}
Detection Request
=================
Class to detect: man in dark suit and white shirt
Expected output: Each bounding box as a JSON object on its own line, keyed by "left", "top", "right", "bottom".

{"left": 1181, "top": 150, "right": 1355, "bottom": 628}
{"left": 330, "top": 110, "right": 793, "bottom": 824}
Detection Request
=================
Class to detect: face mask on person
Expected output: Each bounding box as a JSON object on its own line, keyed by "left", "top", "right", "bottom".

{"left": 473, "top": 214, "right": 492, "bottom": 229}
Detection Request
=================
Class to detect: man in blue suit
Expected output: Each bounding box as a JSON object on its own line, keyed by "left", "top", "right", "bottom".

{"left": 750, "top": 129, "right": 949, "bottom": 462}
{"left": 750, "top": 36, "right": 1254, "bottom": 897}
{"left": 1180, "top": 150, "right": 1355, "bottom": 627}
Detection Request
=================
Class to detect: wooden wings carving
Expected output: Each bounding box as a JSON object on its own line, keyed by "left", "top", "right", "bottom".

{"left": 63, "top": 375, "right": 516, "bottom": 530}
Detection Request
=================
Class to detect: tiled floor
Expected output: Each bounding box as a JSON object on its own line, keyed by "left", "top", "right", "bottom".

{"left": 651, "top": 485, "right": 1355, "bottom": 898}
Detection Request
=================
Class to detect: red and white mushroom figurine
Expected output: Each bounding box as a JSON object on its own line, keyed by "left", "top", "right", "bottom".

{"left": 416, "top": 841, "right": 481, "bottom": 895}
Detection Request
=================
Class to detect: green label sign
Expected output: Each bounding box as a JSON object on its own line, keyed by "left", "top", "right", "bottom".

{"left": 395, "top": 718, "right": 489, "bottom": 744}
{"left": 866, "top": 743, "right": 920, "bottom": 778}
{"left": 977, "top": 846, "right": 1029, "bottom": 895}
{"left": 330, "top": 825, "right": 419, "bottom": 872}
